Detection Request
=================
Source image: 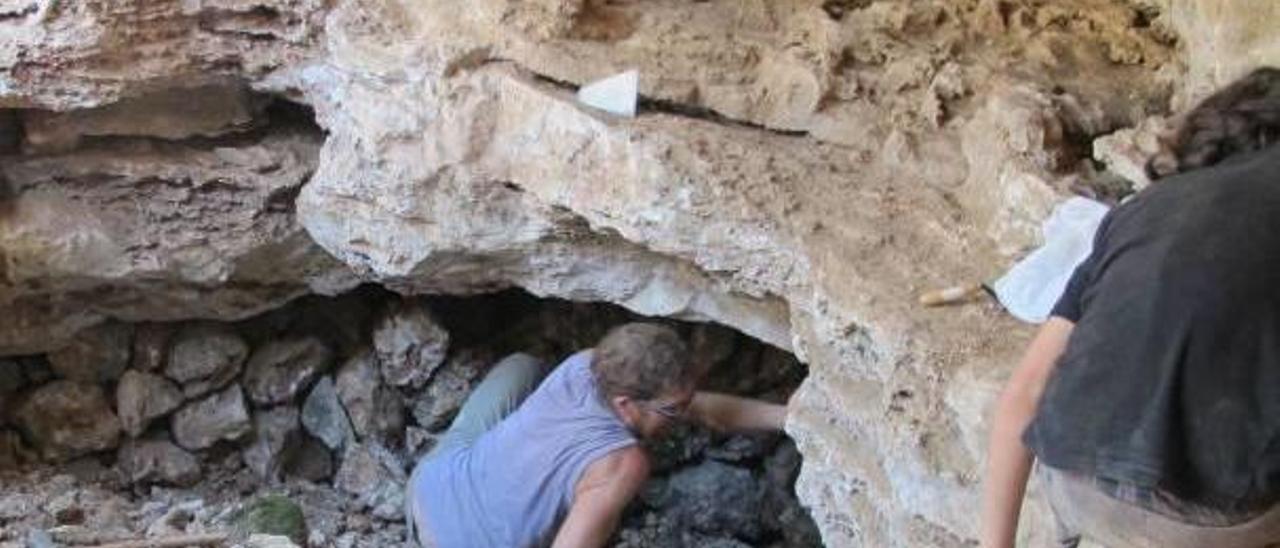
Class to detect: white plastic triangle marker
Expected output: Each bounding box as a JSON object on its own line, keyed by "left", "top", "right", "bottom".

{"left": 576, "top": 70, "right": 639, "bottom": 118}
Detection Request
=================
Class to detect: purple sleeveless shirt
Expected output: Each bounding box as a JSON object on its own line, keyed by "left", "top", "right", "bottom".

{"left": 413, "top": 350, "right": 637, "bottom": 547}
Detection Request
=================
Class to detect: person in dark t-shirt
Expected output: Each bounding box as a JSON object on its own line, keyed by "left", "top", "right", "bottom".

{"left": 980, "top": 67, "right": 1280, "bottom": 548}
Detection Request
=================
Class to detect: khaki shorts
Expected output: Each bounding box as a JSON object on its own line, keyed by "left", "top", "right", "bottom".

{"left": 1039, "top": 465, "right": 1280, "bottom": 548}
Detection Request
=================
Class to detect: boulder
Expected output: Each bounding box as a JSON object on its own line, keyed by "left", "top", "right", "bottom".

{"left": 660, "top": 461, "right": 765, "bottom": 541}
{"left": 115, "top": 370, "right": 184, "bottom": 437}
{"left": 335, "top": 350, "right": 404, "bottom": 441}
{"left": 704, "top": 432, "right": 782, "bottom": 464}
{"left": 14, "top": 381, "right": 122, "bottom": 461}
{"left": 117, "top": 438, "right": 201, "bottom": 486}
{"left": 301, "top": 377, "right": 354, "bottom": 451}
{"left": 242, "top": 337, "right": 333, "bottom": 406}
{"left": 409, "top": 350, "right": 485, "bottom": 431}
{"left": 166, "top": 323, "right": 250, "bottom": 398}
{"left": 231, "top": 494, "right": 308, "bottom": 546}
{"left": 335, "top": 442, "right": 407, "bottom": 520}
{"left": 245, "top": 535, "right": 302, "bottom": 548}
{"left": 373, "top": 301, "right": 449, "bottom": 388}
{"left": 172, "top": 385, "right": 252, "bottom": 450}
{"left": 47, "top": 322, "right": 134, "bottom": 383}
{"left": 761, "top": 441, "right": 823, "bottom": 547}
{"left": 284, "top": 435, "right": 335, "bottom": 482}
{"left": 243, "top": 407, "right": 302, "bottom": 480}
{"left": 131, "top": 323, "right": 176, "bottom": 372}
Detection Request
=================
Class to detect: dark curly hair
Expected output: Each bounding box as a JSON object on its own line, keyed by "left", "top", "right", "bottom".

{"left": 1147, "top": 67, "right": 1280, "bottom": 180}
{"left": 591, "top": 323, "right": 693, "bottom": 401}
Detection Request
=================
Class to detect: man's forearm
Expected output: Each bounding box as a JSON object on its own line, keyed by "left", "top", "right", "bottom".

{"left": 979, "top": 385, "right": 1037, "bottom": 548}
{"left": 690, "top": 392, "right": 786, "bottom": 432}
{"left": 979, "top": 318, "right": 1074, "bottom": 548}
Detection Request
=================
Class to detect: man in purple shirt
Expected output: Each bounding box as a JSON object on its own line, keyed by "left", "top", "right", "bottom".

{"left": 406, "top": 322, "right": 789, "bottom": 547}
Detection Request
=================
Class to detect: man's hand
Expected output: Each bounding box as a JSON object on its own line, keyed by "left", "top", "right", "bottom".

{"left": 552, "top": 446, "right": 650, "bottom": 548}
{"left": 979, "top": 317, "right": 1074, "bottom": 548}
{"left": 688, "top": 391, "right": 787, "bottom": 432}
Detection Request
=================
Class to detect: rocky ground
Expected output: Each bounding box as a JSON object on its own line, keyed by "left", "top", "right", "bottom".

{"left": 0, "top": 288, "right": 819, "bottom": 547}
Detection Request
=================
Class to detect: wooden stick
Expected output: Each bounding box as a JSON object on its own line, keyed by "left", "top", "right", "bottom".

{"left": 918, "top": 283, "right": 984, "bottom": 307}
{"left": 85, "top": 532, "right": 227, "bottom": 548}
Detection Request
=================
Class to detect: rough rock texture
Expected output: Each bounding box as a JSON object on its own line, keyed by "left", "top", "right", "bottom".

{"left": 1, "top": 1, "right": 1277, "bottom": 546}
{"left": 243, "top": 337, "right": 334, "bottom": 406}
{"left": 372, "top": 301, "right": 450, "bottom": 388}
{"left": 166, "top": 323, "right": 251, "bottom": 398}
{"left": 334, "top": 350, "right": 404, "bottom": 441}
{"left": 131, "top": 323, "right": 175, "bottom": 372}
{"left": 46, "top": 321, "right": 133, "bottom": 383}
{"left": 0, "top": 99, "right": 356, "bottom": 356}
{"left": 287, "top": 435, "right": 336, "bottom": 483}
{"left": 244, "top": 407, "right": 303, "bottom": 481}
{"left": 662, "top": 461, "right": 766, "bottom": 541}
{"left": 335, "top": 443, "right": 407, "bottom": 521}
{"left": 115, "top": 370, "right": 184, "bottom": 437}
{"left": 117, "top": 439, "right": 201, "bottom": 486}
{"left": 22, "top": 83, "right": 263, "bottom": 153}
{"left": 13, "top": 381, "right": 122, "bottom": 462}
{"left": 301, "top": 376, "right": 355, "bottom": 451}
{"left": 1154, "top": 0, "right": 1280, "bottom": 108}
{"left": 172, "top": 385, "right": 253, "bottom": 451}
{"left": 409, "top": 349, "right": 485, "bottom": 431}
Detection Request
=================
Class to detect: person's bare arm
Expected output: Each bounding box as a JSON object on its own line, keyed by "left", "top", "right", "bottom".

{"left": 689, "top": 391, "right": 787, "bottom": 432}
{"left": 979, "top": 317, "right": 1074, "bottom": 548}
{"left": 551, "top": 446, "right": 650, "bottom": 548}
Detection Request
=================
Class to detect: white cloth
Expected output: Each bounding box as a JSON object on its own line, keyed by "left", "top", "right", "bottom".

{"left": 993, "top": 197, "right": 1111, "bottom": 323}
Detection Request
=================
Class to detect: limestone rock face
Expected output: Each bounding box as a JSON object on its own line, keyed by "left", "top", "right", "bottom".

{"left": 1157, "top": 0, "right": 1280, "bottom": 108}
{"left": 22, "top": 83, "right": 263, "bottom": 153}
{"left": 1, "top": 0, "right": 1277, "bottom": 546}
{"left": 0, "top": 107, "right": 355, "bottom": 356}
{"left": 14, "top": 381, "right": 122, "bottom": 462}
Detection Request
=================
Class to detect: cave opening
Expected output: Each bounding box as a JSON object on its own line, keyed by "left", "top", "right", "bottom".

{"left": 0, "top": 286, "right": 821, "bottom": 547}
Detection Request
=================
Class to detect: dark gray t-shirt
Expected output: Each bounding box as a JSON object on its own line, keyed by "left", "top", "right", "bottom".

{"left": 1024, "top": 145, "right": 1280, "bottom": 511}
